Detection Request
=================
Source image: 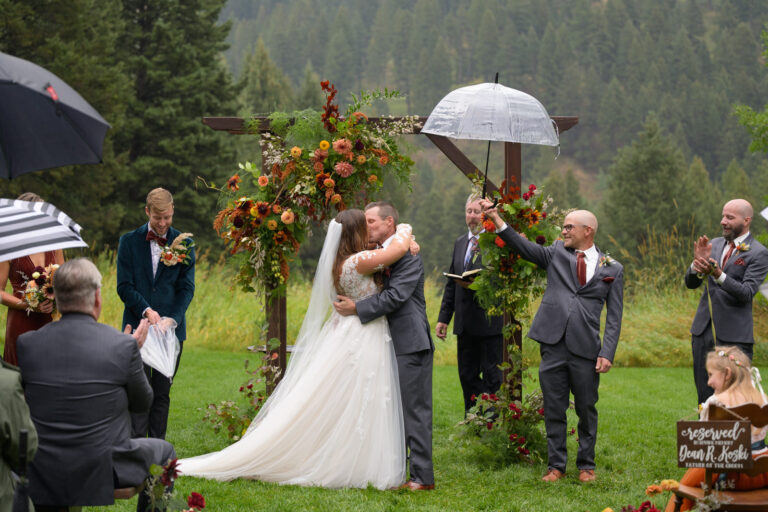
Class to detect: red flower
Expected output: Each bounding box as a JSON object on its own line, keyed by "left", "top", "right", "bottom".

{"left": 486, "top": 422, "right": 493, "bottom": 430}
{"left": 489, "top": 393, "right": 498, "bottom": 401}
{"left": 528, "top": 184, "right": 536, "bottom": 192}
{"left": 470, "top": 394, "right": 477, "bottom": 401}
{"left": 510, "top": 433, "right": 518, "bottom": 441}
{"left": 522, "top": 192, "right": 530, "bottom": 201}
{"left": 160, "top": 458, "right": 180, "bottom": 487}
{"left": 481, "top": 393, "right": 490, "bottom": 400}
{"left": 482, "top": 219, "right": 496, "bottom": 233}
{"left": 246, "top": 383, "right": 253, "bottom": 389}
{"left": 187, "top": 492, "right": 206, "bottom": 510}
{"left": 274, "top": 231, "right": 287, "bottom": 244}
{"left": 227, "top": 174, "right": 241, "bottom": 191}
{"left": 494, "top": 236, "right": 506, "bottom": 248}
{"left": 517, "top": 436, "right": 526, "bottom": 444}
{"left": 541, "top": 212, "right": 547, "bottom": 219}
{"left": 536, "top": 236, "right": 546, "bottom": 245}
{"left": 518, "top": 447, "right": 530, "bottom": 455}
{"left": 537, "top": 407, "right": 545, "bottom": 415}
{"left": 569, "top": 427, "right": 576, "bottom": 435}
{"left": 239, "top": 386, "right": 244, "bottom": 392}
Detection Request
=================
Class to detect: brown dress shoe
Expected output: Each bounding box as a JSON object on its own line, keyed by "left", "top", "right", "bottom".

{"left": 578, "top": 469, "right": 596, "bottom": 482}
{"left": 399, "top": 479, "right": 435, "bottom": 490}
{"left": 541, "top": 468, "right": 565, "bottom": 482}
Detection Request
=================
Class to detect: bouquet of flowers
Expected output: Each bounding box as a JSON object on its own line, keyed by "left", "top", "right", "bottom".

{"left": 19, "top": 263, "right": 60, "bottom": 314}
{"left": 469, "top": 180, "right": 563, "bottom": 325}
{"left": 160, "top": 233, "right": 194, "bottom": 267}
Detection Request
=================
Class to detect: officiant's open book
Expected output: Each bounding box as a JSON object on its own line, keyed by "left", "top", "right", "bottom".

{"left": 443, "top": 268, "right": 482, "bottom": 282}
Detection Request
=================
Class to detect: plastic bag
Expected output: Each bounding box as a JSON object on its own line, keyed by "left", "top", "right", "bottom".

{"left": 140, "top": 317, "right": 180, "bottom": 378}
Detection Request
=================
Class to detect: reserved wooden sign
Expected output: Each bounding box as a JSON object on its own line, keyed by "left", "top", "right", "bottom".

{"left": 677, "top": 420, "right": 752, "bottom": 469}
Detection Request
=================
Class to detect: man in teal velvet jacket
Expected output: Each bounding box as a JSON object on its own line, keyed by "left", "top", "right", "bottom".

{"left": 117, "top": 188, "right": 195, "bottom": 439}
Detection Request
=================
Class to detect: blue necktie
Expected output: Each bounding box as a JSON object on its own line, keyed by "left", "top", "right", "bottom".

{"left": 464, "top": 236, "right": 478, "bottom": 269}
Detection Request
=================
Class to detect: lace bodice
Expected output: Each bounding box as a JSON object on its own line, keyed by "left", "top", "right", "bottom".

{"left": 338, "top": 253, "right": 381, "bottom": 301}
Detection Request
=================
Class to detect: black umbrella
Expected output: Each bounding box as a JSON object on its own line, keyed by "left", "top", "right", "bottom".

{"left": 0, "top": 51, "right": 110, "bottom": 179}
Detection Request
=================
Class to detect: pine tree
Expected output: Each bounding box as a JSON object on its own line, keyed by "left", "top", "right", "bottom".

{"left": 115, "top": 0, "right": 237, "bottom": 248}
{"left": 601, "top": 114, "right": 687, "bottom": 251}
{"left": 237, "top": 38, "right": 294, "bottom": 115}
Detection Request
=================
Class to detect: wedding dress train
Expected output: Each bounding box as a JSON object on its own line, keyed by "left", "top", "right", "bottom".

{"left": 179, "top": 221, "right": 406, "bottom": 489}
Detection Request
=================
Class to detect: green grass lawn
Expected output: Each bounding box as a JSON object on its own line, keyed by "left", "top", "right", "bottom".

{"left": 84, "top": 347, "right": 694, "bottom": 512}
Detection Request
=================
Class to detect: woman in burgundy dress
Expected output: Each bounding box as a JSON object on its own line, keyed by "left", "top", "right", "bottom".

{"left": 1, "top": 193, "right": 65, "bottom": 365}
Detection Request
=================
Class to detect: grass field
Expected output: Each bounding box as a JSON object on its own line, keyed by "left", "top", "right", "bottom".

{"left": 3, "top": 257, "right": 768, "bottom": 511}
{"left": 80, "top": 348, "right": 692, "bottom": 512}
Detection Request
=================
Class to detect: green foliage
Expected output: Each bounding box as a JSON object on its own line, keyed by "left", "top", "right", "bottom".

{"left": 200, "top": 338, "right": 282, "bottom": 441}
{"left": 601, "top": 114, "right": 688, "bottom": 253}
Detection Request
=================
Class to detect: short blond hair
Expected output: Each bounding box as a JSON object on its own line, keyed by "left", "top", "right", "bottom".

{"left": 146, "top": 188, "right": 173, "bottom": 213}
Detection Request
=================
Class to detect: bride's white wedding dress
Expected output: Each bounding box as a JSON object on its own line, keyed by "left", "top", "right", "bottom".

{"left": 179, "top": 221, "right": 406, "bottom": 490}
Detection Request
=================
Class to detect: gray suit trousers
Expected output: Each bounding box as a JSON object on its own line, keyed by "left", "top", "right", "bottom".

{"left": 397, "top": 349, "right": 434, "bottom": 486}
{"left": 539, "top": 339, "right": 599, "bottom": 473}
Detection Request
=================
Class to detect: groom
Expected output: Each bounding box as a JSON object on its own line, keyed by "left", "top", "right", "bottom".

{"left": 334, "top": 201, "right": 435, "bottom": 490}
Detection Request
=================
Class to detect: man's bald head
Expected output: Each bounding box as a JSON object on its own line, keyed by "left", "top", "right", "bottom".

{"left": 721, "top": 199, "right": 753, "bottom": 241}
{"left": 562, "top": 209, "right": 598, "bottom": 250}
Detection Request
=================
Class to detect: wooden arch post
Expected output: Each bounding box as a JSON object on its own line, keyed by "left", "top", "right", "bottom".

{"left": 202, "top": 115, "right": 578, "bottom": 389}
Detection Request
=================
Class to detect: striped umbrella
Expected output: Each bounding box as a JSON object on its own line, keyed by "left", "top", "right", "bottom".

{"left": 0, "top": 199, "right": 87, "bottom": 262}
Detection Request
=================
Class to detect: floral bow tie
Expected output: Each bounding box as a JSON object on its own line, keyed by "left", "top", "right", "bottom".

{"left": 146, "top": 231, "right": 167, "bottom": 246}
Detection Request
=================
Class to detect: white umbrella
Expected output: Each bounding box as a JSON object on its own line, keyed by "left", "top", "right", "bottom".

{"left": 0, "top": 198, "right": 87, "bottom": 262}
{"left": 140, "top": 319, "right": 181, "bottom": 379}
{"left": 422, "top": 78, "right": 559, "bottom": 196}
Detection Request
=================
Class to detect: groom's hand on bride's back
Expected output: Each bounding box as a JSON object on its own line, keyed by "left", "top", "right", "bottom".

{"left": 333, "top": 295, "right": 357, "bottom": 316}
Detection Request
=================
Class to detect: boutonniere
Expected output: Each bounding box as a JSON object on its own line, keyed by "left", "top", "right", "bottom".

{"left": 601, "top": 277, "right": 615, "bottom": 283}
{"left": 734, "top": 258, "right": 746, "bottom": 266}
{"left": 599, "top": 253, "right": 617, "bottom": 267}
{"left": 160, "top": 233, "right": 194, "bottom": 266}
{"left": 737, "top": 242, "right": 750, "bottom": 252}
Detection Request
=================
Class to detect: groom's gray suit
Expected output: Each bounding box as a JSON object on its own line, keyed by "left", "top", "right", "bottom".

{"left": 497, "top": 227, "right": 623, "bottom": 473}
{"left": 356, "top": 250, "right": 435, "bottom": 486}
{"left": 685, "top": 233, "right": 768, "bottom": 403}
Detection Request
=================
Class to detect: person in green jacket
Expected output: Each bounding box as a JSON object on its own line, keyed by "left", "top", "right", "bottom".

{"left": 1, "top": 359, "right": 38, "bottom": 512}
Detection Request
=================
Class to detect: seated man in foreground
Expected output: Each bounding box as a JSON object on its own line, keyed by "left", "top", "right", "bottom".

{"left": 17, "top": 258, "right": 175, "bottom": 512}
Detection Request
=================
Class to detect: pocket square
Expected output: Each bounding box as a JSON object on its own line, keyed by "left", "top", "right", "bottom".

{"left": 602, "top": 277, "right": 615, "bottom": 283}
{"left": 734, "top": 258, "right": 746, "bottom": 266}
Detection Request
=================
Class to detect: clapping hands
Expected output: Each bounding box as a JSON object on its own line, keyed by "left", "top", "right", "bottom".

{"left": 692, "top": 236, "right": 716, "bottom": 276}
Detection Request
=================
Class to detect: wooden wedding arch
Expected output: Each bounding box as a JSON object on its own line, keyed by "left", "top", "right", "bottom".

{"left": 202, "top": 114, "right": 578, "bottom": 388}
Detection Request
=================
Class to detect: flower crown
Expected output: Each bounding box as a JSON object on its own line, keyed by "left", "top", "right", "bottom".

{"left": 718, "top": 349, "right": 744, "bottom": 367}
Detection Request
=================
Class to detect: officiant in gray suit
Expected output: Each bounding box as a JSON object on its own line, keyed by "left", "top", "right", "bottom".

{"left": 685, "top": 198, "right": 768, "bottom": 405}
{"left": 17, "top": 259, "right": 175, "bottom": 511}
{"left": 333, "top": 201, "right": 435, "bottom": 491}
{"left": 481, "top": 200, "right": 623, "bottom": 484}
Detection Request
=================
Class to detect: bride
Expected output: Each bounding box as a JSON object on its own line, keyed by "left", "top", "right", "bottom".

{"left": 179, "top": 209, "right": 416, "bottom": 489}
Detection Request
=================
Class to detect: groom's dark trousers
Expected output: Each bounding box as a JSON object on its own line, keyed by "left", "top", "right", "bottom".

{"left": 497, "top": 226, "right": 623, "bottom": 473}
{"left": 357, "top": 251, "right": 435, "bottom": 486}
{"left": 117, "top": 223, "right": 195, "bottom": 439}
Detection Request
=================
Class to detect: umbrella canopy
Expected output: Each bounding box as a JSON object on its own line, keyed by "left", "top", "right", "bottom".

{"left": 0, "top": 51, "right": 111, "bottom": 179}
{"left": 421, "top": 82, "right": 559, "bottom": 146}
{"left": 0, "top": 199, "right": 87, "bottom": 262}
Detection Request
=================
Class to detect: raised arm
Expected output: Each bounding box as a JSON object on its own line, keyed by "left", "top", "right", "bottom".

{"left": 352, "top": 224, "right": 413, "bottom": 275}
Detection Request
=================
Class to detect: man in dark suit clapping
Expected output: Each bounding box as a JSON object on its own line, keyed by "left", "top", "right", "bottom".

{"left": 481, "top": 200, "right": 624, "bottom": 483}
{"left": 436, "top": 194, "right": 503, "bottom": 414}
{"left": 685, "top": 198, "right": 768, "bottom": 405}
{"left": 17, "top": 259, "right": 175, "bottom": 511}
{"left": 117, "top": 188, "right": 195, "bottom": 440}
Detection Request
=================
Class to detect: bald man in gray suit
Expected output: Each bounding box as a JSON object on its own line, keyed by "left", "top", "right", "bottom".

{"left": 686, "top": 198, "right": 768, "bottom": 405}
{"left": 482, "top": 200, "right": 623, "bottom": 484}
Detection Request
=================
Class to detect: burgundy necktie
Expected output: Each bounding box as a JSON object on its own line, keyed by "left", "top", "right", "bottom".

{"left": 721, "top": 241, "right": 736, "bottom": 268}
{"left": 576, "top": 251, "right": 586, "bottom": 286}
{"left": 146, "top": 231, "right": 167, "bottom": 246}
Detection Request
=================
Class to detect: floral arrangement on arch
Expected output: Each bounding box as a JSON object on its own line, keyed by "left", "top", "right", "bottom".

{"left": 469, "top": 179, "right": 564, "bottom": 327}
{"left": 212, "top": 82, "right": 419, "bottom": 294}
